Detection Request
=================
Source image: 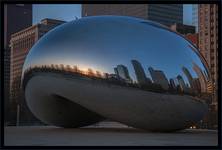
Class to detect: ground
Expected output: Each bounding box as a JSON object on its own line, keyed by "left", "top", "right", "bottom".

{"left": 4, "top": 123, "right": 218, "bottom": 146}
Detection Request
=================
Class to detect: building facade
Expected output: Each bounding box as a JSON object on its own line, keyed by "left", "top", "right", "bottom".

{"left": 198, "top": 4, "right": 218, "bottom": 105}
{"left": 4, "top": 4, "right": 32, "bottom": 124}
{"left": 82, "top": 4, "right": 183, "bottom": 26}
{"left": 9, "top": 18, "right": 66, "bottom": 125}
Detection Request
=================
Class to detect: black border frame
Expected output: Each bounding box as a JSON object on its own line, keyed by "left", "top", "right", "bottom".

{"left": 0, "top": 0, "right": 221, "bottom": 149}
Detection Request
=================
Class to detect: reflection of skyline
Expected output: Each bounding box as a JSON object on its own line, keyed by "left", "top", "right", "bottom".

{"left": 23, "top": 56, "right": 212, "bottom": 96}
{"left": 23, "top": 60, "right": 212, "bottom": 97}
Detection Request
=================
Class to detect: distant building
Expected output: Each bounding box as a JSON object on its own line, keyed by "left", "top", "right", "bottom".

{"left": 82, "top": 4, "right": 183, "bottom": 26}
{"left": 4, "top": 4, "right": 32, "bottom": 124}
{"left": 148, "top": 67, "right": 169, "bottom": 90}
{"left": 192, "top": 4, "right": 198, "bottom": 32}
{"left": 114, "top": 65, "right": 132, "bottom": 83}
{"left": 198, "top": 4, "right": 218, "bottom": 105}
{"left": 170, "top": 23, "right": 195, "bottom": 35}
{"left": 186, "top": 33, "right": 199, "bottom": 47}
{"left": 9, "top": 18, "right": 66, "bottom": 124}
{"left": 131, "top": 60, "right": 150, "bottom": 85}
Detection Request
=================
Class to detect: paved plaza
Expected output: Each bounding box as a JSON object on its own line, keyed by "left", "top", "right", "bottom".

{"left": 4, "top": 124, "right": 218, "bottom": 146}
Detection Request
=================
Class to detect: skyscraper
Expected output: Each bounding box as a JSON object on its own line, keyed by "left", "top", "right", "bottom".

{"left": 198, "top": 4, "right": 218, "bottom": 104}
{"left": 4, "top": 4, "right": 32, "bottom": 123}
{"left": 9, "top": 18, "right": 66, "bottom": 124}
{"left": 82, "top": 4, "right": 183, "bottom": 26}
{"left": 148, "top": 67, "right": 169, "bottom": 90}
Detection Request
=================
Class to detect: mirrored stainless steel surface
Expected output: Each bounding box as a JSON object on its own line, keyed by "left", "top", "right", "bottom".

{"left": 22, "top": 16, "right": 212, "bottom": 131}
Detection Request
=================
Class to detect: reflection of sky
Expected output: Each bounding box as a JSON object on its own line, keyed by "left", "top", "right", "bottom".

{"left": 24, "top": 16, "right": 207, "bottom": 87}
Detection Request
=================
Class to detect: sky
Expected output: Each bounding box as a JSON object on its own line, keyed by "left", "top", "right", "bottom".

{"left": 33, "top": 4, "right": 193, "bottom": 25}
{"left": 33, "top": 4, "right": 81, "bottom": 24}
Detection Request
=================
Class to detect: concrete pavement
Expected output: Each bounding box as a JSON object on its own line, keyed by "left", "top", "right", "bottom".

{"left": 4, "top": 125, "right": 218, "bottom": 146}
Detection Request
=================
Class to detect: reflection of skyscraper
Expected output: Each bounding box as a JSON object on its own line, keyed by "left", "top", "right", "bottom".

{"left": 192, "top": 62, "right": 207, "bottom": 93}
{"left": 148, "top": 67, "right": 169, "bottom": 90}
{"left": 182, "top": 66, "right": 194, "bottom": 88}
{"left": 114, "top": 65, "right": 131, "bottom": 83}
{"left": 169, "top": 78, "right": 176, "bottom": 89}
{"left": 131, "top": 60, "right": 150, "bottom": 85}
{"left": 177, "top": 75, "right": 187, "bottom": 92}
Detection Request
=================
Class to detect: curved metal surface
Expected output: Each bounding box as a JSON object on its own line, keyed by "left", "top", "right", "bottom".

{"left": 22, "top": 16, "right": 211, "bottom": 131}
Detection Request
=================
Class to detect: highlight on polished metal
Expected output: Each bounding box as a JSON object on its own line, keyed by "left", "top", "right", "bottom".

{"left": 22, "top": 16, "right": 213, "bottom": 131}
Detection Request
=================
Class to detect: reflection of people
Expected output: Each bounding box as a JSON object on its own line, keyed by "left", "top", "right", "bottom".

{"left": 131, "top": 60, "right": 151, "bottom": 86}
{"left": 148, "top": 67, "right": 169, "bottom": 90}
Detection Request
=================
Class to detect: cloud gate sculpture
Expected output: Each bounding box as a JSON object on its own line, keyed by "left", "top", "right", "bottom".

{"left": 22, "top": 16, "right": 212, "bottom": 131}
